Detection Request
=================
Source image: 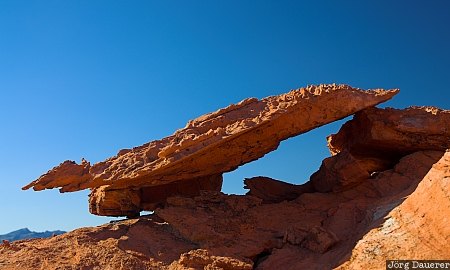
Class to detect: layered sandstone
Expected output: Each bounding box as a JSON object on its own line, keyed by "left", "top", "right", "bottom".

{"left": 23, "top": 84, "right": 398, "bottom": 216}
{"left": 244, "top": 176, "right": 313, "bottom": 203}
{"left": 311, "top": 106, "right": 450, "bottom": 193}
{"left": 2, "top": 150, "right": 449, "bottom": 269}
{"left": 337, "top": 150, "right": 450, "bottom": 269}
{"left": 2, "top": 91, "right": 450, "bottom": 269}
{"left": 328, "top": 106, "right": 450, "bottom": 157}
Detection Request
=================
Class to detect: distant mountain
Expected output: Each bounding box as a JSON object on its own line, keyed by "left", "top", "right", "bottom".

{"left": 0, "top": 228, "right": 65, "bottom": 242}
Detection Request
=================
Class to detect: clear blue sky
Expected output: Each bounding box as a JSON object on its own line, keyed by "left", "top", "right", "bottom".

{"left": 1, "top": 1, "right": 449, "bottom": 234}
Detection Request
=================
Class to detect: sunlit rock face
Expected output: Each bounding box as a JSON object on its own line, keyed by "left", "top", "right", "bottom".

{"left": 328, "top": 106, "right": 450, "bottom": 157}
{"left": 4, "top": 151, "right": 449, "bottom": 269}
{"left": 4, "top": 84, "right": 449, "bottom": 269}
{"left": 23, "top": 84, "right": 398, "bottom": 216}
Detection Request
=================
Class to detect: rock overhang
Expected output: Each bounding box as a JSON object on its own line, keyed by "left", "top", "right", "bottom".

{"left": 22, "top": 84, "right": 399, "bottom": 216}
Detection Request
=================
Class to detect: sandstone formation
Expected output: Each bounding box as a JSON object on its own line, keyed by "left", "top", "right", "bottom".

{"left": 328, "top": 106, "right": 450, "bottom": 157}
{"left": 2, "top": 149, "right": 449, "bottom": 269}
{"left": 336, "top": 151, "right": 450, "bottom": 269}
{"left": 312, "top": 106, "right": 450, "bottom": 193}
{"left": 243, "top": 176, "right": 313, "bottom": 203}
{"left": 23, "top": 84, "right": 398, "bottom": 217}
{"left": 5, "top": 85, "right": 448, "bottom": 269}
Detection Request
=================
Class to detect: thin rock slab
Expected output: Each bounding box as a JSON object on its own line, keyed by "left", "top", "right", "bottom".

{"left": 24, "top": 84, "right": 398, "bottom": 193}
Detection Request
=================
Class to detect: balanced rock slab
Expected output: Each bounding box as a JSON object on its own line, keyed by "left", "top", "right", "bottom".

{"left": 23, "top": 84, "right": 398, "bottom": 216}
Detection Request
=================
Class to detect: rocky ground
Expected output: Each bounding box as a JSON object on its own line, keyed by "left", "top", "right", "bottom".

{"left": 1, "top": 150, "right": 449, "bottom": 269}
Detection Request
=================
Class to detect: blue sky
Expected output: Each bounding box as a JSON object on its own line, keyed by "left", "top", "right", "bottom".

{"left": 1, "top": 1, "right": 449, "bottom": 234}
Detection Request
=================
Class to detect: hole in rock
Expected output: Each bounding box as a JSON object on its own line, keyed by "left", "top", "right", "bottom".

{"left": 221, "top": 117, "right": 350, "bottom": 195}
{"left": 141, "top": 211, "right": 154, "bottom": 216}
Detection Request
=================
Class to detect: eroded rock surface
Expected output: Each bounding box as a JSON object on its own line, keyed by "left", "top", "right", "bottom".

{"left": 89, "top": 174, "right": 223, "bottom": 217}
{"left": 23, "top": 84, "right": 398, "bottom": 216}
{"left": 243, "top": 176, "right": 313, "bottom": 203}
{"left": 336, "top": 151, "right": 450, "bottom": 269}
{"left": 4, "top": 98, "right": 450, "bottom": 269}
{"left": 3, "top": 150, "right": 449, "bottom": 270}
{"left": 328, "top": 106, "right": 450, "bottom": 157}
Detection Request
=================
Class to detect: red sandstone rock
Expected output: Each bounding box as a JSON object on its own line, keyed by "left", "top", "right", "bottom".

{"left": 336, "top": 151, "right": 450, "bottom": 269}
{"left": 24, "top": 84, "right": 398, "bottom": 193}
{"left": 244, "top": 176, "right": 313, "bottom": 203}
{"left": 170, "top": 249, "right": 253, "bottom": 270}
{"left": 310, "top": 150, "right": 392, "bottom": 192}
{"left": 3, "top": 150, "right": 448, "bottom": 269}
{"left": 328, "top": 106, "right": 450, "bottom": 157}
{"left": 9, "top": 85, "right": 450, "bottom": 269}
{"left": 258, "top": 150, "right": 448, "bottom": 269}
{"left": 89, "top": 174, "right": 223, "bottom": 217}
{"left": 301, "top": 226, "right": 339, "bottom": 254}
{"left": 1, "top": 240, "right": 10, "bottom": 248}
{"left": 23, "top": 84, "right": 398, "bottom": 216}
